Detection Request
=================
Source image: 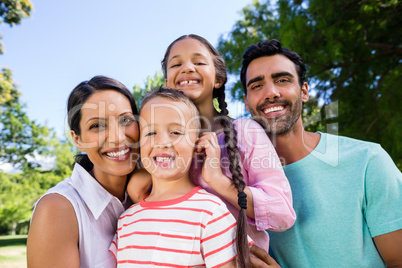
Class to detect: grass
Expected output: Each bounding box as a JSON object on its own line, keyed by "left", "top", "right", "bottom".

{"left": 0, "top": 235, "right": 27, "bottom": 268}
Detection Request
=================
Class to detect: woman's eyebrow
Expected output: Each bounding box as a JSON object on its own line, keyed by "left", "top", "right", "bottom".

{"left": 86, "top": 112, "right": 133, "bottom": 123}
{"left": 119, "top": 112, "right": 134, "bottom": 116}
{"left": 86, "top": 117, "right": 104, "bottom": 123}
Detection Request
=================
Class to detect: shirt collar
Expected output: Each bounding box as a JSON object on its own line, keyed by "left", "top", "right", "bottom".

{"left": 70, "top": 163, "right": 128, "bottom": 220}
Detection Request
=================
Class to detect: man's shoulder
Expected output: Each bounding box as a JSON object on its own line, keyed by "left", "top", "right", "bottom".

{"left": 318, "top": 133, "right": 394, "bottom": 169}
{"left": 322, "top": 132, "right": 382, "bottom": 152}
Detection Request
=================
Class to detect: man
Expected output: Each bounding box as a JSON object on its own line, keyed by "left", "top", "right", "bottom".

{"left": 240, "top": 39, "right": 402, "bottom": 267}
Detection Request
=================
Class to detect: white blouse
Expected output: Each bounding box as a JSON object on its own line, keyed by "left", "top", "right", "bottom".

{"left": 31, "top": 163, "right": 131, "bottom": 267}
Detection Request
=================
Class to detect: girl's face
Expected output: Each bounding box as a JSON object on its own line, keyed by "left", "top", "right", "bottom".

{"left": 139, "top": 96, "right": 199, "bottom": 182}
{"left": 165, "top": 38, "right": 220, "bottom": 106}
{"left": 71, "top": 90, "right": 139, "bottom": 180}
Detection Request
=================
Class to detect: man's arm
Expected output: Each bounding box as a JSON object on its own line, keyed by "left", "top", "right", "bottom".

{"left": 373, "top": 229, "right": 402, "bottom": 267}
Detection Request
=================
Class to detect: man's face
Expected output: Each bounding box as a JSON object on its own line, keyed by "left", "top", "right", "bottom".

{"left": 244, "top": 54, "right": 308, "bottom": 135}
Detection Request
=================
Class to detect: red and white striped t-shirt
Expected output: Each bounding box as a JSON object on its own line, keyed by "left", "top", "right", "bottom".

{"left": 110, "top": 186, "right": 237, "bottom": 267}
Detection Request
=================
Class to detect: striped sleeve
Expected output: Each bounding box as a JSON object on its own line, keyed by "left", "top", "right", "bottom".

{"left": 201, "top": 197, "right": 237, "bottom": 268}
{"left": 109, "top": 233, "right": 118, "bottom": 261}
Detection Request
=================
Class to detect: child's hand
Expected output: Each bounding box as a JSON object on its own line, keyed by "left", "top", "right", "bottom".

{"left": 127, "top": 168, "right": 152, "bottom": 203}
{"left": 250, "top": 244, "right": 281, "bottom": 267}
{"left": 195, "top": 132, "right": 224, "bottom": 185}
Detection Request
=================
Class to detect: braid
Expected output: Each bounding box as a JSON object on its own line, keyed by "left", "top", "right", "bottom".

{"left": 215, "top": 88, "right": 251, "bottom": 268}
{"left": 163, "top": 34, "right": 251, "bottom": 266}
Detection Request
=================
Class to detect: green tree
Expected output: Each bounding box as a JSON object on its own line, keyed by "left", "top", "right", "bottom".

{"left": 52, "top": 139, "right": 75, "bottom": 178}
{"left": 218, "top": 0, "right": 402, "bottom": 169}
{"left": 0, "top": 139, "right": 74, "bottom": 235}
{"left": 0, "top": 0, "right": 33, "bottom": 54}
{"left": 0, "top": 171, "right": 33, "bottom": 234}
{"left": 0, "top": 0, "right": 51, "bottom": 169}
{"left": 0, "top": 68, "right": 51, "bottom": 169}
{"left": 132, "top": 71, "right": 165, "bottom": 108}
{"left": 0, "top": 0, "right": 73, "bottom": 234}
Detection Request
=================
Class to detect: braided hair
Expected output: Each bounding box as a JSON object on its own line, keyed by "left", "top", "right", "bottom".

{"left": 162, "top": 34, "right": 251, "bottom": 267}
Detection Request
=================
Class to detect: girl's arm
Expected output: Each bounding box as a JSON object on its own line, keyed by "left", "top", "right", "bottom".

{"left": 197, "top": 119, "right": 296, "bottom": 231}
{"left": 236, "top": 119, "right": 296, "bottom": 231}
{"left": 27, "top": 194, "right": 79, "bottom": 268}
{"left": 196, "top": 132, "right": 255, "bottom": 218}
{"left": 127, "top": 168, "right": 152, "bottom": 203}
{"left": 250, "top": 244, "right": 281, "bottom": 268}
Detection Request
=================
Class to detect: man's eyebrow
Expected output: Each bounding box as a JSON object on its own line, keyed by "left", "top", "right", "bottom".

{"left": 272, "top": 72, "right": 294, "bottom": 79}
{"left": 247, "top": 75, "right": 265, "bottom": 88}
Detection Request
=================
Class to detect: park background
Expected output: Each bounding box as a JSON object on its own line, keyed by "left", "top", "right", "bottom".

{"left": 0, "top": 0, "right": 401, "bottom": 266}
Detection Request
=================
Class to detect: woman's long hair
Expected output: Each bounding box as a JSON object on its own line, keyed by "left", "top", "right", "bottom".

{"left": 67, "top": 75, "right": 138, "bottom": 171}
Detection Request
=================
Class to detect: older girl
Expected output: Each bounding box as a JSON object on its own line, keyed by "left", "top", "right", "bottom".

{"left": 162, "top": 34, "right": 296, "bottom": 266}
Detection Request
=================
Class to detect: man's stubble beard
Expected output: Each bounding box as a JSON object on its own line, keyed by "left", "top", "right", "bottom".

{"left": 248, "top": 92, "right": 303, "bottom": 137}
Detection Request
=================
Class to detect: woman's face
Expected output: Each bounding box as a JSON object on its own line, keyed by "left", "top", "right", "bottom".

{"left": 165, "top": 38, "right": 219, "bottom": 107}
{"left": 71, "top": 90, "right": 139, "bottom": 180}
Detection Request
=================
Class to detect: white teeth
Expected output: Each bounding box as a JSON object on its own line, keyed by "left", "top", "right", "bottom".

{"left": 106, "top": 148, "right": 129, "bottom": 157}
{"left": 179, "top": 80, "right": 198, "bottom": 85}
{"left": 155, "top": 157, "right": 174, "bottom": 162}
{"left": 264, "top": 106, "right": 284, "bottom": 114}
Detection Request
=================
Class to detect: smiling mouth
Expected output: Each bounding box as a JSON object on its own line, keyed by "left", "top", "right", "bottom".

{"left": 154, "top": 156, "right": 175, "bottom": 162}
{"left": 262, "top": 105, "right": 285, "bottom": 114}
{"left": 179, "top": 80, "right": 199, "bottom": 86}
{"left": 105, "top": 148, "right": 130, "bottom": 157}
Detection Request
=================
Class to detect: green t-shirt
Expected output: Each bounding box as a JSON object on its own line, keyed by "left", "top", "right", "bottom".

{"left": 268, "top": 133, "right": 402, "bottom": 268}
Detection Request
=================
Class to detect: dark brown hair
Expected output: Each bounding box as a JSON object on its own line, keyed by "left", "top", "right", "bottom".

{"left": 67, "top": 75, "right": 138, "bottom": 171}
{"left": 162, "top": 34, "right": 251, "bottom": 267}
{"left": 240, "top": 39, "right": 306, "bottom": 94}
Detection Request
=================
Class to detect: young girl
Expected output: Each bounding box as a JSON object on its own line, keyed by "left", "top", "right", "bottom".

{"left": 27, "top": 76, "right": 140, "bottom": 267}
{"left": 110, "top": 88, "right": 244, "bottom": 267}
{"left": 161, "top": 34, "right": 296, "bottom": 261}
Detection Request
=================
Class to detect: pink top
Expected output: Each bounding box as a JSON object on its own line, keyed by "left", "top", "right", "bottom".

{"left": 190, "top": 118, "right": 296, "bottom": 251}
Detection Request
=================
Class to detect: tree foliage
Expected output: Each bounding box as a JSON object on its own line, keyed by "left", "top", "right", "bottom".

{"left": 218, "top": 0, "right": 402, "bottom": 169}
{"left": 0, "top": 139, "right": 74, "bottom": 234}
{"left": 0, "top": 68, "right": 51, "bottom": 169}
{"left": 0, "top": 0, "right": 33, "bottom": 54}
{"left": 0, "top": 0, "right": 75, "bottom": 234}
{"left": 132, "top": 71, "right": 165, "bottom": 108}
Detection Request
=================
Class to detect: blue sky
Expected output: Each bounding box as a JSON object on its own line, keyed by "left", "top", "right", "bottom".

{"left": 1, "top": 0, "right": 252, "bottom": 141}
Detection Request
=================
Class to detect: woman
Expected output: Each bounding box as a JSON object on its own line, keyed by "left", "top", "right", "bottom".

{"left": 27, "top": 75, "right": 139, "bottom": 267}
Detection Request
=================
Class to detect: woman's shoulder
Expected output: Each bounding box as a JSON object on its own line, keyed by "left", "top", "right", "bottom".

{"left": 37, "top": 177, "right": 79, "bottom": 205}
{"left": 28, "top": 193, "right": 79, "bottom": 265}
{"left": 31, "top": 176, "right": 81, "bottom": 224}
{"left": 35, "top": 193, "right": 75, "bottom": 215}
{"left": 31, "top": 193, "right": 78, "bottom": 234}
